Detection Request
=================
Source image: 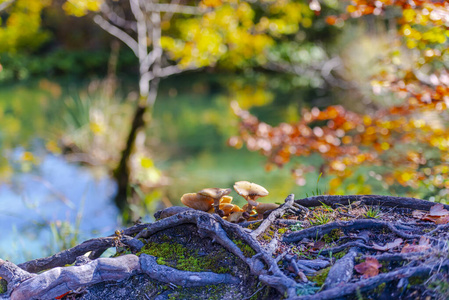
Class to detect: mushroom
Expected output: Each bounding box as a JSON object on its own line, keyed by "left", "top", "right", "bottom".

{"left": 220, "top": 195, "right": 233, "bottom": 204}
{"left": 198, "top": 187, "right": 232, "bottom": 217}
{"left": 254, "top": 203, "right": 279, "bottom": 219}
{"left": 233, "top": 181, "right": 269, "bottom": 218}
{"left": 226, "top": 211, "right": 246, "bottom": 223}
{"left": 180, "top": 193, "right": 213, "bottom": 212}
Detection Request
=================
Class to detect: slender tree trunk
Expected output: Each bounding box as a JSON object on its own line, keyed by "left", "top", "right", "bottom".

{"left": 113, "top": 78, "right": 160, "bottom": 217}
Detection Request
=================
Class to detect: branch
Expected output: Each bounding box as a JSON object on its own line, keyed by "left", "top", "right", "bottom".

{"left": 100, "top": 4, "right": 137, "bottom": 31}
{"left": 155, "top": 64, "right": 199, "bottom": 78}
{"left": 93, "top": 15, "right": 139, "bottom": 57}
{"left": 142, "top": 3, "right": 203, "bottom": 14}
{"left": 0, "top": 0, "right": 14, "bottom": 12}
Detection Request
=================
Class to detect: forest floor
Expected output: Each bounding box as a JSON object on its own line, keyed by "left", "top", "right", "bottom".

{"left": 1, "top": 195, "right": 449, "bottom": 300}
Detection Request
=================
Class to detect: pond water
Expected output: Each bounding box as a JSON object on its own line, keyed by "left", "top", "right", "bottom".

{"left": 0, "top": 151, "right": 119, "bottom": 263}
{"left": 0, "top": 76, "right": 314, "bottom": 264}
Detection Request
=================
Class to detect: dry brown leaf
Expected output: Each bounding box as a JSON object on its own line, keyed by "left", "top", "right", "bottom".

{"left": 401, "top": 236, "right": 431, "bottom": 253}
{"left": 312, "top": 241, "right": 325, "bottom": 250}
{"left": 354, "top": 257, "right": 382, "bottom": 279}
{"left": 372, "top": 238, "right": 403, "bottom": 251}
{"left": 412, "top": 210, "right": 426, "bottom": 219}
{"left": 435, "top": 215, "right": 449, "bottom": 225}
{"left": 428, "top": 204, "right": 449, "bottom": 217}
{"left": 413, "top": 204, "right": 449, "bottom": 224}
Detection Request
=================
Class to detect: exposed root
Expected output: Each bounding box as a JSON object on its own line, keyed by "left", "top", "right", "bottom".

{"left": 292, "top": 259, "right": 449, "bottom": 300}
{"left": 295, "top": 195, "right": 449, "bottom": 211}
{"left": 3, "top": 195, "right": 449, "bottom": 300}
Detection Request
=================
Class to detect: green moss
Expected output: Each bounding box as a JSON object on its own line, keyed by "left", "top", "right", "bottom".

{"left": 0, "top": 279, "right": 6, "bottom": 294}
{"left": 307, "top": 267, "right": 331, "bottom": 287}
{"left": 332, "top": 249, "right": 348, "bottom": 259}
{"left": 277, "top": 228, "right": 288, "bottom": 235}
{"left": 247, "top": 222, "right": 261, "bottom": 230}
{"left": 137, "top": 241, "right": 231, "bottom": 274}
{"left": 232, "top": 239, "right": 256, "bottom": 257}
{"left": 408, "top": 276, "right": 425, "bottom": 286}
{"left": 322, "top": 229, "right": 343, "bottom": 244}
{"left": 261, "top": 229, "right": 275, "bottom": 242}
{"left": 373, "top": 282, "right": 386, "bottom": 295}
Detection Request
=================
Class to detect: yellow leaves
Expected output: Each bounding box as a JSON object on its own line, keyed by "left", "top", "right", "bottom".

{"left": 0, "top": 0, "right": 50, "bottom": 52}
{"left": 200, "top": 0, "right": 222, "bottom": 8}
{"left": 22, "top": 151, "right": 35, "bottom": 162}
{"left": 230, "top": 83, "right": 274, "bottom": 109}
{"left": 402, "top": 8, "right": 417, "bottom": 23}
{"left": 63, "top": 0, "right": 102, "bottom": 17}
{"left": 163, "top": 3, "right": 273, "bottom": 69}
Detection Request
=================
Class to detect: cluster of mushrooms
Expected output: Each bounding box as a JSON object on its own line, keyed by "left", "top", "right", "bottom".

{"left": 180, "top": 181, "right": 279, "bottom": 223}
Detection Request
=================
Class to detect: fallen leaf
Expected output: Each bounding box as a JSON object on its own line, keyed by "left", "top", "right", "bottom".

{"left": 413, "top": 204, "right": 449, "bottom": 224}
{"left": 401, "top": 236, "right": 431, "bottom": 253}
{"left": 372, "top": 238, "right": 403, "bottom": 251}
{"left": 354, "top": 257, "right": 382, "bottom": 278}
{"left": 435, "top": 215, "right": 449, "bottom": 225}
{"left": 428, "top": 204, "right": 449, "bottom": 217}
{"left": 412, "top": 210, "right": 426, "bottom": 219}
{"left": 312, "top": 241, "right": 325, "bottom": 250}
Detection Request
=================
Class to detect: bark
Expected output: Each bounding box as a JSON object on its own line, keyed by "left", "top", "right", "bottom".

{"left": 1, "top": 195, "right": 448, "bottom": 300}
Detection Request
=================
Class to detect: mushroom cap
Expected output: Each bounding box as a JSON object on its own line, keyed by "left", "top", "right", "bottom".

{"left": 181, "top": 193, "right": 213, "bottom": 211}
{"left": 198, "top": 188, "right": 232, "bottom": 200}
{"left": 233, "top": 181, "right": 269, "bottom": 201}
{"left": 220, "top": 195, "right": 233, "bottom": 204}
{"left": 221, "top": 203, "right": 242, "bottom": 215}
{"left": 208, "top": 202, "right": 242, "bottom": 215}
{"left": 255, "top": 203, "right": 280, "bottom": 214}
{"left": 227, "top": 211, "right": 245, "bottom": 223}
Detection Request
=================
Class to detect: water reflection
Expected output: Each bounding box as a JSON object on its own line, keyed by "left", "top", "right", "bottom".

{"left": 0, "top": 152, "right": 118, "bottom": 263}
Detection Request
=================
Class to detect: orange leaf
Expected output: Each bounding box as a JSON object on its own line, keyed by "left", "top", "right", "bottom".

{"left": 435, "top": 215, "right": 449, "bottom": 225}
{"left": 401, "top": 237, "right": 431, "bottom": 253}
{"left": 55, "top": 291, "right": 71, "bottom": 299}
{"left": 428, "top": 204, "right": 449, "bottom": 217}
{"left": 354, "top": 257, "right": 382, "bottom": 278}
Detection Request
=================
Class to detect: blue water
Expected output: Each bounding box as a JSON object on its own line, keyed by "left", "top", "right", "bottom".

{"left": 0, "top": 152, "right": 119, "bottom": 264}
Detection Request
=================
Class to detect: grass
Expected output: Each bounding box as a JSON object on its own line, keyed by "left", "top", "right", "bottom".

{"left": 364, "top": 206, "right": 381, "bottom": 219}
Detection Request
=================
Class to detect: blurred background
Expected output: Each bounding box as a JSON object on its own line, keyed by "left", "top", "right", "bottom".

{"left": 1, "top": 0, "right": 448, "bottom": 263}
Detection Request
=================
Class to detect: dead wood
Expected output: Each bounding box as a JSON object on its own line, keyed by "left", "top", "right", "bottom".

{"left": 292, "top": 259, "right": 449, "bottom": 300}
{"left": 322, "top": 247, "right": 358, "bottom": 290}
{"left": 2, "top": 194, "right": 449, "bottom": 300}
{"left": 284, "top": 219, "right": 397, "bottom": 243}
{"left": 295, "top": 194, "right": 449, "bottom": 211}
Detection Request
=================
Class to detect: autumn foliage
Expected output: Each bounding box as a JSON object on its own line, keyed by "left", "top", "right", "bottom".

{"left": 231, "top": 0, "right": 449, "bottom": 197}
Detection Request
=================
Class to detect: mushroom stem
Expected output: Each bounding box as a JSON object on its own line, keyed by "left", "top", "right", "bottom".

{"left": 214, "top": 203, "right": 225, "bottom": 217}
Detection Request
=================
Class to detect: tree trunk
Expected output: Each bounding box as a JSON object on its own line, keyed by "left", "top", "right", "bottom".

{"left": 113, "top": 78, "right": 160, "bottom": 217}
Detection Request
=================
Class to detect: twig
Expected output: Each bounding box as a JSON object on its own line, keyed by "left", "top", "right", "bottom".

{"left": 251, "top": 194, "right": 299, "bottom": 238}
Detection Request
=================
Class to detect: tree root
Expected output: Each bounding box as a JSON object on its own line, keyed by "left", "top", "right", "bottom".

{"left": 295, "top": 194, "right": 449, "bottom": 211}
{"left": 251, "top": 194, "right": 306, "bottom": 238}
{"left": 3, "top": 194, "right": 449, "bottom": 300}
{"left": 1, "top": 254, "right": 239, "bottom": 300}
{"left": 284, "top": 219, "right": 410, "bottom": 243}
{"left": 322, "top": 247, "right": 358, "bottom": 290}
{"left": 292, "top": 259, "right": 449, "bottom": 300}
{"left": 17, "top": 235, "right": 143, "bottom": 273}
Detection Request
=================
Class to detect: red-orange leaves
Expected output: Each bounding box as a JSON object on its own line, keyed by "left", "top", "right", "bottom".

{"left": 413, "top": 204, "right": 449, "bottom": 224}
{"left": 372, "top": 238, "right": 403, "bottom": 251}
{"left": 354, "top": 257, "right": 382, "bottom": 279}
{"left": 401, "top": 237, "right": 431, "bottom": 253}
